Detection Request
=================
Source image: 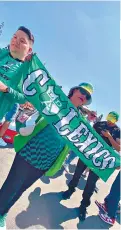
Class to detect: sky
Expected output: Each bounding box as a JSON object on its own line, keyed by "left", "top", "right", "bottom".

{"left": 0, "top": 1, "right": 120, "bottom": 125}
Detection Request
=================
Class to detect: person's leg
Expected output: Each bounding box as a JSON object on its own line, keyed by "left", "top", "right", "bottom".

{"left": 63, "top": 151, "right": 76, "bottom": 173}
{"left": 64, "top": 151, "right": 76, "bottom": 165}
{"left": 0, "top": 154, "right": 45, "bottom": 216}
{"left": 104, "top": 172, "right": 120, "bottom": 219}
{"left": 79, "top": 170, "right": 99, "bottom": 221}
{"left": 95, "top": 172, "right": 120, "bottom": 221}
{"left": 82, "top": 167, "right": 89, "bottom": 178}
{"left": 62, "top": 159, "right": 87, "bottom": 199}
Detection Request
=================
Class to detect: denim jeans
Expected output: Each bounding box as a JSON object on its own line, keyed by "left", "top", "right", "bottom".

{"left": 64, "top": 150, "right": 76, "bottom": 165}
{"left": 105, "top": 172, "right": 120, "bottom": 218}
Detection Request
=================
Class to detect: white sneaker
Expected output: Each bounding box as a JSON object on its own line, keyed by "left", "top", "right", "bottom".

{"left": 63, "top": 163, "right": 70, "bottom": 173}
{"left": 0, "top": 138, "right": 7, "bottom": 147}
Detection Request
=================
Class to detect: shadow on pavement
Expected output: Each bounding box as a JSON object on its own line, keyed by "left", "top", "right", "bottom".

{"left": 16, "top": 187, "right": 78, "bottom": 229}
{"left": 0, "top": 143, "right": 14, "bottom": 149}
{"left": 40, "top": 163, "right": 86, "bottom": 192}
{"left": 16, "top": 187, "right": 111, "bottom": 229}
{"left": 40, "top": 167, "right": 64, "bottom": 184}
{"left": 40, "top": 159, "right": 78, "bottom": 186}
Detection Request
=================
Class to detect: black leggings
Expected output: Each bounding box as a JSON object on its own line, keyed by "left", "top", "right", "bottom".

{"left": 68, "top": 158, "right": 99, "bottom": 208}
{"left": 0, "top": 154, "right": 45, "bottom": 215}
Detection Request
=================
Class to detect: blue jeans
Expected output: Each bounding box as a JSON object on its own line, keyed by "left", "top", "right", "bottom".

{"left": 64, "top": 151, "right": 76, "bottom": 165}
{"left": 105, "top": 172, "right": 120, "bottom": 218}
{"left": 5, "top": 104, "right": 19, "bottom": 122}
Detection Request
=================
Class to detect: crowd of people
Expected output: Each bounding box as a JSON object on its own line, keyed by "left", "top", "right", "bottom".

{"left": 0, "top": 26, "right": 120, "bottom": 229}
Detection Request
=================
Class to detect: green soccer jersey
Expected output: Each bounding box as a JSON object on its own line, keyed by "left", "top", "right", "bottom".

{"left": 0, "top": 48, "right": 26, "bottom": 120}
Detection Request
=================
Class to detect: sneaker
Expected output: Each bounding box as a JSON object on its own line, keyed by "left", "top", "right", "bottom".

{"left": 99, "top": 213, "right": 115, "bottom": 225}
{"left": 95, "top": 200, "right": 107, "bottom": 213}
{"left": 79, "top": 206, "right": 87, "bottom": 221}
{"left": 62, "top": 188, "right": 75, "bottom": 200}
{"left": 0, "top": 214, "right": 6, "bottom": 229}
{"left": 63, "top": 163, "right": 70, "bottom": 173}
{"left": 0, "top": 138, "right": 7, "bottom": 147}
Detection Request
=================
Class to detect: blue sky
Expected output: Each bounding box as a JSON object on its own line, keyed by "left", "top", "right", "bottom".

{"left": 0, "top": 1, "right": 120, "bottom": 125}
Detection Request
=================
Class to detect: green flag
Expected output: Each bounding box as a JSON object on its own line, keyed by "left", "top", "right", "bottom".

{"left": 13, "top": 53, "right": 120, "bottom": 182}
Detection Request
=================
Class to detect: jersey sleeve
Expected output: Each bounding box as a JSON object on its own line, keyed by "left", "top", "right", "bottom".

{"left": 5, "top": 87, "right": 27, "bottom": 104}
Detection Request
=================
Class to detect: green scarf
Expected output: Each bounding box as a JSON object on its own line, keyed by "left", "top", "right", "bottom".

{"left": 3, "top": 52, "right": 120, "bottom": 182}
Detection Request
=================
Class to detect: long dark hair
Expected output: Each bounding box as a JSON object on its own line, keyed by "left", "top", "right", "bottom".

{"left": 68, "top": 87, "right": 78, "bottom": 99}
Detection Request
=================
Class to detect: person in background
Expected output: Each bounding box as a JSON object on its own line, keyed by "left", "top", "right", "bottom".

{"left": 95, "top": 128, "right": 120, "bottom": 226}
{"left": 95, "top": 171, "right": 120, "bottom": 226}
{"left": 61, "top": 111, "right": 120, "bottom": 221}
{"left": 95, "top": 115, "right": 120, "bottom": 225}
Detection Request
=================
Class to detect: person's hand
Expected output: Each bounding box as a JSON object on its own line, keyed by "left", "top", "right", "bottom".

{"left": 0, "top": 81, "right": 8, "bottom": 92}
{"left": 101, "top": 130, "right": 111, "bottom": 138}
{"left": 23, "top": 102, "right": 34, "bottom": 110}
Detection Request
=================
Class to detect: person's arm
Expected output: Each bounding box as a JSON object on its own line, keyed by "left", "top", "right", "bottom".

{"left": 0, "top": 54, "right": 34, "bottom": 104}
{"left": 0, "top": 81, "right": 27, "bottom": 104}
{"left": 108, "top": 136, "right": 120, "bottom": 152}
{"left": 80, "top": 106, "right": 91, "bottom": 114}
{"left": 6, "top": 87, "right": 27, "bottom": 104}
{"left": 102, "top": 131, "right": 120, "bottom": 152}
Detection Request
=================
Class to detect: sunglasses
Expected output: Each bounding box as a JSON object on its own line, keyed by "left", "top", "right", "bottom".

{"left": 79, "top": 88, "right": 91, "bottom": 101}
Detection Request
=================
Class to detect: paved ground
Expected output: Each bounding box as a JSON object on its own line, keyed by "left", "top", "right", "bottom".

{"left": 0, "top": 146, "right": 120, "bottom": 229}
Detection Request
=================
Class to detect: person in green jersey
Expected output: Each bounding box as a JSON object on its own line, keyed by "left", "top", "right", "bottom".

{"left": 0, "top": 26, "right": 94, "bottom": 229}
